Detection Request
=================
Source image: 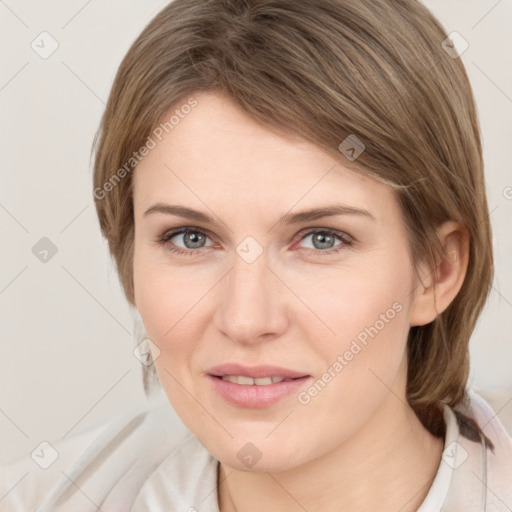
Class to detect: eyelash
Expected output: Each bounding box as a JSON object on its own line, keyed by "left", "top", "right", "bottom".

{"left": 156, "top": 227, "right": 354, "bottom": 257}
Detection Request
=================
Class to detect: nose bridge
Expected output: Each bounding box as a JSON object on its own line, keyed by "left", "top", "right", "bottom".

{"left": 215, "top": 247, "right": 286, "bottom": 343}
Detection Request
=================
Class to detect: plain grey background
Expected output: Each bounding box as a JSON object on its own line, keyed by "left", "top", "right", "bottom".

{"left": 1, "top": 0, "right": 511, "bottom": 464}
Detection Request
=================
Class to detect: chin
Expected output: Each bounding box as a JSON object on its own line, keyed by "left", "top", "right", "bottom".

{"left": 222, "top": 450, "right": 301, "bottom": 473}
{"left": 204, "top": 433, "right": 312, "bottom": 474}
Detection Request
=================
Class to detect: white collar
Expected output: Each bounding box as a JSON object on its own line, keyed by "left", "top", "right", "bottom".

{"left": 417, "top": 403, "right": 462, "bottom": 511}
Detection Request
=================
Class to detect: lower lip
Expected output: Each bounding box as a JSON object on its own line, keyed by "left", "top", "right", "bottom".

{"left": 207, "top": 375, "right": 311, "bottom": 408}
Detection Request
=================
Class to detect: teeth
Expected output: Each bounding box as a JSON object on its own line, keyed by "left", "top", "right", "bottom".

{"left": 220, "top": 375, "right": 288, "bottom": 385}
{"left": 254, "top": 377, "right": 273, "bottom": 385}
{"left": 238, "top": 376, "right": 255, "bottom": 385}
{"left": 222, "top": 376, "right": 241, "bottom": 384}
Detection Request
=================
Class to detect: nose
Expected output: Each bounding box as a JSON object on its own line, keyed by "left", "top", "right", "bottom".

{"left": 213, "top": 249, "right": 289, "bottom": 345}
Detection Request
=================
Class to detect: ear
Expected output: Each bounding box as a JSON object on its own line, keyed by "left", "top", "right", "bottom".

{"left": 409, "top": 221, "right": 469, "bottom": 327}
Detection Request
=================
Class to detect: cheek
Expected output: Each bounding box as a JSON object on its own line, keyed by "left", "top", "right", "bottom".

{"left": 286, "top": 251, "right": 413, "bottom": 404}
{"left": 133, "top": 249, "right": 225, "bottom": 437}
{"left": 134, "top": 241, "right": 194, "bottom": 336}
{"left": 133, "top": 258, "right": 200, "bottom": 413}
{"left": 277, "top": 248, "right": 412, "bottom": 347}
{"left": 133, "top": 246, "right": 214, "bottom": 376}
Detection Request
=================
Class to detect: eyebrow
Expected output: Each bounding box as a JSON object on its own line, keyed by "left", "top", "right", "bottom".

{"left": 143, "top": 203, "right": 375, "bottom": 225}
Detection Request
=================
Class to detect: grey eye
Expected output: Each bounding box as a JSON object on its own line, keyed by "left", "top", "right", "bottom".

{"left": 299, "top": 231, "right": 343, "bottom": 250}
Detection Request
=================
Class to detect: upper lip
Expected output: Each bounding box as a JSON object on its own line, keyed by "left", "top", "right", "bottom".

{"left": 207, "top": 363, "right": 309, "bottom": 379}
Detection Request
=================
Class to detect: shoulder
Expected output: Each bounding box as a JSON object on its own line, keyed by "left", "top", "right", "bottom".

{"left": 0, "top": 393, "right": 191, "bottom": 512}
{"left": 471, "top": 384, "right": 512, "bottom": 436}
{"left": 455, "top": 386, "right": 512, "bottom": 508}
{"left": 0, "top": 415, "right": 108, "bottom": 511}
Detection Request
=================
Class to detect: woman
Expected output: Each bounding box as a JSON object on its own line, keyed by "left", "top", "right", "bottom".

{"left": 2, "top": 0, "right": 511, "bottom": 510}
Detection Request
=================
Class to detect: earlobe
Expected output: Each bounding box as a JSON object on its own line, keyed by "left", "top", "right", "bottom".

{"left": 409, "top": 221, "right": 469, "bottom": 327}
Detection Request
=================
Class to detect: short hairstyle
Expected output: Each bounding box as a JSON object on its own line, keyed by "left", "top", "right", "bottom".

{"left": 92, "top": 0, "right": 493, "bottom": 438}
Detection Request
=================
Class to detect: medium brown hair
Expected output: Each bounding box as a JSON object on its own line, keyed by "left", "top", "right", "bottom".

{"left": 92, "top": 0, "right": 493, "bottom": 440}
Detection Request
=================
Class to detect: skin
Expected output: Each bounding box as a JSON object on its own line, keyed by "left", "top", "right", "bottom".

{"left": 132, "top": 91, "right": 469, "bottom": 511}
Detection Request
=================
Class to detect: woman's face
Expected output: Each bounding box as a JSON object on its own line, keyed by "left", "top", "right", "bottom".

{"left": 133, "top": 91, "right": 423, "bottom": 471}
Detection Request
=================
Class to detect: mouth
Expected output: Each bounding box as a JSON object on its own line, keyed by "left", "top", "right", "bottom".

{"left": 211, "top": 375, "right": 302, "bottom": 385}
{"left": 206, "top": 363, "right": 311, "bottom": 408}
{"left": 207, "top": 362, "right": 309, "bottom": 380}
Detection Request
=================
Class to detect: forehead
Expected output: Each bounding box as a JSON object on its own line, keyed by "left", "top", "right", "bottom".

{"left": 133, "top": 92, "right": 396, "bottom": 223}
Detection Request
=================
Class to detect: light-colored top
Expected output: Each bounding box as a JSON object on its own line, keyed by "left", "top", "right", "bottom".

{"left": 1, "top": 389, "right": 511, "bottom": 511}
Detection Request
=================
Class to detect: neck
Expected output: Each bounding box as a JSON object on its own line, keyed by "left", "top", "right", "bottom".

{"left": 217, "top": 389, "right": 444, "bottom": 512}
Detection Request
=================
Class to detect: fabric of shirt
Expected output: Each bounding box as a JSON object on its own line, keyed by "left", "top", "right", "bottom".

{"left": 1, "top": 388, "right": 511, "bottom": 511}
